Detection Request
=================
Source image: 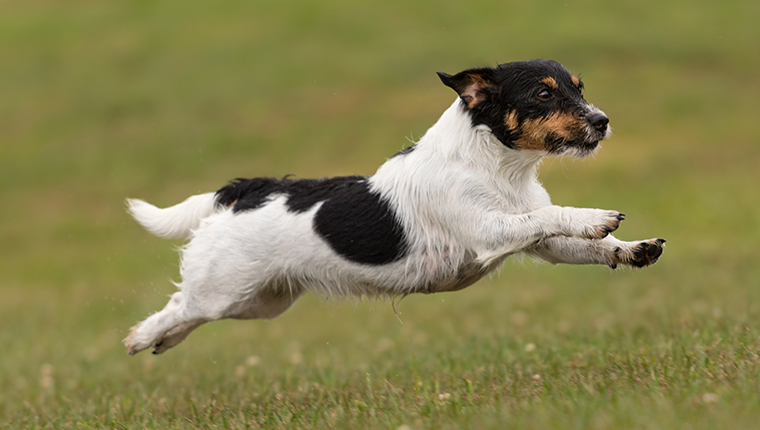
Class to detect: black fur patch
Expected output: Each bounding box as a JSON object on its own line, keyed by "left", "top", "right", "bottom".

{"left": 215, "top": 176, "right": 408, "bottom": 265}
{"left": 216, "top": 177, "right": 284, "bottom": 212}
{"left": 216, "top": 176, "right": 364, "bottom": 214}
{"left": 314, "top": 179, "right": 408, "bottom": 265}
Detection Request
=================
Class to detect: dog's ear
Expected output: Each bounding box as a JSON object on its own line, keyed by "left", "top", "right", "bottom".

{"left": 437, "top": 68, "right": 496, "bottom": 109}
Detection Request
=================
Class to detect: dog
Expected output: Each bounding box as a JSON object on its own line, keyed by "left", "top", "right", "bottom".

{"left": 124, "top": 59, "right": 665, "bottom": 355}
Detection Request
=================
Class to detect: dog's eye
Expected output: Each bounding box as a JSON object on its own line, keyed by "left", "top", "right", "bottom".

{"left": 537, "top": 90, "right": 552, "bottom": 101}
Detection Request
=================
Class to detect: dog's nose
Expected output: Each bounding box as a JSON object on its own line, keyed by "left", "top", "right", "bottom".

{"left": 587, "top": 112, "right": 609, "bottom": 133}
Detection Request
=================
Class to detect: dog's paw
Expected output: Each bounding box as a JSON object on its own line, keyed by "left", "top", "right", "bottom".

{"left": 611, "top": 238, "right": 665, "bottom": 269}
{"left": 123, "top": 324, "right": 144, "bottom": 356}
{"left": 123, "top": 322, "right": 158, "bottom": 356}
{"left": 570, "top": 209, "right": 625, "bottom": 240}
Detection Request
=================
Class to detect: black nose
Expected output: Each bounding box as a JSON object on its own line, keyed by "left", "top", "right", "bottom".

{"left": 587, "top": 112, "right": 609, "bottom": 133}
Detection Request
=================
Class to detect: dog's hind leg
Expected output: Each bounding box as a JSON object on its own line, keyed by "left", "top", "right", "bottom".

{"left": 149, "top": 287, "right": 302, "bottom": 355}
{"left": 224, "top": 286, "right": 304, "bottom": 321}
{"left": 125, "top": 291, "right": 206, "bottom": 355}
{"left": 151, "top": 320, "right": 206, "bottom": 355}
{"left": 125, "top": 285, "right": 304, "bottom": 355}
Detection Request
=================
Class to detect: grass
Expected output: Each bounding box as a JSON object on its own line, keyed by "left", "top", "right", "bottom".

{"left": 2, "top": 0, "right": 760, "bottom": 428}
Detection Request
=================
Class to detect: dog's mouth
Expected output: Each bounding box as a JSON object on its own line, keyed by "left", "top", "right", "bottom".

{"left": 574, "top": 139, "right": 602, "bottom": 157}
{"left": 545, "top": 123, "right": 607, "bottom": 156}
{"left": 560, "top": 114, "right": 610, "bottom": 158}
{"left": 552, "top": 137, "right": 600, "bottom": 158}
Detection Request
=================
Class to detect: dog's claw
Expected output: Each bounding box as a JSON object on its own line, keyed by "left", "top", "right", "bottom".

{"left": 151, "top": 341, "right": 164, "bottom": 355}
{"left": 591, "top": 210, "right": 624, "bottom": 239}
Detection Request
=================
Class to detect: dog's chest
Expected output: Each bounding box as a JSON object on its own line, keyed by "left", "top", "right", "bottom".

{"left": 486, "top": 179, "right": 552, "bottom": 214}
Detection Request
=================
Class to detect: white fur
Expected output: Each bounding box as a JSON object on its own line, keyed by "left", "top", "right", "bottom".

{"left": 127, "top": 193, "right": 218, "bottom": 239}
{"left": 124, "top": 99, "right": 660, "bottom": 355}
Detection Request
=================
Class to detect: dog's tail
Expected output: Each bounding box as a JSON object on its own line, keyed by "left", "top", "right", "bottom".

{"left": 126, "top": 193, "right": 219, "bottom": 239}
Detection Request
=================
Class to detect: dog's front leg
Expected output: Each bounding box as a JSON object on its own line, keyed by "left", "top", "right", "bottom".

{"left": 474, "top": 206, "right": 624, "bottom": 265}
{"left": 525, "top": 235, "right": 665, "bottom": 269}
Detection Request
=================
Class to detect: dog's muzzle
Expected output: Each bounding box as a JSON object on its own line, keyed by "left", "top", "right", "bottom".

{"left": 583, "top": 107, "right": 611, "bottom": 141}
{"left": 586, "top": 111, "right": 609, "bottom": 135}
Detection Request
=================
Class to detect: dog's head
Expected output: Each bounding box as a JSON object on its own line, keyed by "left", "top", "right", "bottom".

{"left": 438, "top": 59, "right": 610, "bottom": 157}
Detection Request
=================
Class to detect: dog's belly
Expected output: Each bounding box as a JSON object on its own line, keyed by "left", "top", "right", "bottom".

{"left": 421, "top": 263, "right": 487, "bottom": 293}
{"left": 413, "top": 251, "right": 506, "bottom": 294}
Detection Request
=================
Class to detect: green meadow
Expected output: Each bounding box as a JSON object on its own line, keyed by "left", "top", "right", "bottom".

{"left": 2, "top": 0, "right": 760, "bottom": 428}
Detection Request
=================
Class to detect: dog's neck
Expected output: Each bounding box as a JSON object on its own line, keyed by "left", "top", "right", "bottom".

{"left": 371, "top": 99, "right": 546, "bottom": 206}
{"left": 422, "top": 99, "right": 545, "bottom": 184}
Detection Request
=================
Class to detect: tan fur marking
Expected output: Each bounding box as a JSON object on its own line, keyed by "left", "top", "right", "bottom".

{"left": 512, "top": 116, "right": 552, "bottom": 151}
{"left": 511, "top": 112, "right": 587, "bottom": 151}
{"left": 504, "top": 111, "right": 518, "bottom": 130}
{"left": 571, "top": 74, "right": 581, "bottom": 88}
{"left": 541, "top": 76, "right": 558, "bottom": 90}
{"left": 543, "top": 112, "right": 586, "bottom": 140}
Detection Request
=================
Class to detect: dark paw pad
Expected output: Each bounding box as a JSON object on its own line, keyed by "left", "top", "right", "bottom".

{"left": 630, "top": 238, "right": 665, "bottom": 267}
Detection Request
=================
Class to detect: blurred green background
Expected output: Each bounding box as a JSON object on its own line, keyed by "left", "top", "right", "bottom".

{"left": 1, "top": 0, "right": 759, "bottom": 428}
